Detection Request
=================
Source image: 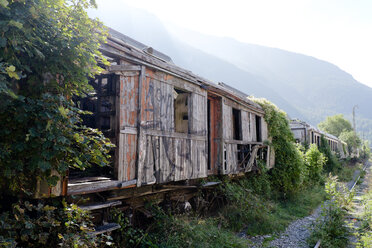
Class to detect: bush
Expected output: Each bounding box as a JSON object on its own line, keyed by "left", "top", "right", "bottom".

{"left": 0, "top": 199, "right": 112, "bottom": 248}
{"left": 0, "top": 0, "right": 112, "bottom": 196}
{"left": 319, "top": 135, "right": 341, "bottom": 173}
{"left": 304, "top": 144, "right": 327, "bottom": 185}
{"left": 308, "top": 175, "right": 353, "bottom": 248}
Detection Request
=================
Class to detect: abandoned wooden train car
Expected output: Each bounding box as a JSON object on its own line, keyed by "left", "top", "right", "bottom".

{"left": 290, "top": 120, "right": 347, "bottom": 158}
{"left": 34, "top": 27, "right": 271, "bottom": 201}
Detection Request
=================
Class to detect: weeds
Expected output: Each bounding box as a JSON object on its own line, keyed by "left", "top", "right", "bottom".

{"left": 308, "top": 175, "right": 354, "bottom": 248}
{"left": 218, "top": 177, "right": 325, "bottom": 236}
{"left": 112, "top": 205, "right": 250, "bottom": 248}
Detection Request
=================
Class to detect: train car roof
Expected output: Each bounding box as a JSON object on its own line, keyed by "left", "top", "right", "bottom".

{"left": 101, "top": 27, "right": 264, "bottom": 114}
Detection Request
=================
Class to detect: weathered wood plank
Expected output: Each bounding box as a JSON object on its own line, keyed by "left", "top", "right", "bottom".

{"left": 80, "top": 201, "right": 122, "bottom": 211}
{"left": 109, "top": 64, "right": 141, "bottom": 72}
{"left": 120, "top": 74, "right": 138, "bottom": 128}
{"left": 223, "top": 102, "right": 232, "bottom": 140}
{"left": 262, "top": 119, "right": 269, "bottom": 141}
{"left": 137, "top": 66, "right": 146, "bottom": 186}
{"left": 241, "top": 111, "right": 250, "bottom": 141}
{"left": 68, "top": 179, "right": 137, "bottom": 195}
{"left": 251, "top": 113, "right": 257, "bottom": 142}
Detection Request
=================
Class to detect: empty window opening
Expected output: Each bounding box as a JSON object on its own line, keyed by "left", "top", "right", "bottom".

{"left": 256, "top": 115, "right": 262, "bottom": 142}
{"left": 174, "top": 88, "right": 189, "bottom": 133}
{"left": 224, "top": 147, "right": 227, "bottom": 171}
{"left": 232, "top": 108, "right": 242, "bottom": 140}
{"left": 311, "top": 132, "right": 314, "bottom": 144}
{"left": 207, "top": 99, "right": 211, "bottom": 170}
{"left": 71, "top": 74, "right": 117, "bottom": 179}
{"left": 237, "top": 144, "right": 251, "bottom": 169}
{"left": 248, "top": 113, "right": 251, "bottom": 133}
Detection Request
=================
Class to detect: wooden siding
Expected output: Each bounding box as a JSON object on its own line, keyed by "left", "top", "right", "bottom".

{"left": 120, "top": 72, "right": 139, "bottom": 128}
{"left": 221, "top": 99, "right": 267, "bottom": 175}
{"left": 117, "top": 133, "right": 137, "bottom": 181}
{"left": 116, "top": 72, "right": 139, "bottom": 182}
{"left": 136, "top": 68, "right": 208, "bottom": 186}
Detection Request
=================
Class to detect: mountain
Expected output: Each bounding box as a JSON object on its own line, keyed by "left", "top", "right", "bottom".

{"left": 90, "top": 2, "right": 372, "bottom": 144}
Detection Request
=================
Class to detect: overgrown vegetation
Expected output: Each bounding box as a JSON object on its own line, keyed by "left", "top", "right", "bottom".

{"left": 0, "top": 0, "right": 112, "bottom": 197}
{"left": 218, "top": 177, "right": 326, "bottom": 236}
{"left": 0, "top": 199, "right": 112, "bottom": 248}
{"left": 319, "top": 135, "right": 342, "bottom": 173}
{"left": 0, "top": 0, "right": 113, "bottom": 247}
{"left": 253, "top": 98, "right": 306, "bottom": 197}
{"left": 318, "top": 114, "right": 365, "bottom": 157}
{"left": 308, "top": 175, "right": 354, "bottom": 248}
{"left": 354, "top": 165, "right": 372, "bottom": 248}
{"left": 111, "top": 205, "right": 251, "bottom": 248}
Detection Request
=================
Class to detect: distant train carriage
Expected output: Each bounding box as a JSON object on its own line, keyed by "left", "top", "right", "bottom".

{"left": 290, "top": 120, "right": 347, "bottom": 158}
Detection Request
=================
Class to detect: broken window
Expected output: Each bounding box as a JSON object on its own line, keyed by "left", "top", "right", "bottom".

{"left": 71, "top": 74, "right": 117, "bottom": 179}
{"left": 232, "top": 108, "right": 242, "bottom": 140}
{"left": 256, "top": 115, "right": 262, "bottom": 142}
{"left": 174, "top": 88, "right": 189, "bottom": 133}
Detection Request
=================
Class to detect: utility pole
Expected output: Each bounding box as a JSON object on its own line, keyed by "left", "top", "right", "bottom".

{"left": 352, "top": 105, "right": 358, "bottom": 131}
{"left": 352, "top": 105, "right": 359, "bottom": 156}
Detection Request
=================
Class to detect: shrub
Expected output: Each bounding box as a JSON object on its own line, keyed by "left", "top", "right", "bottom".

{"left": 304, "top": 144, "right": 327, "bottom": 185}
{"left": 0, "top": 200, "right": 113, "bottom": 248}
{"left": 319, "top": 135, "right": 341, "bottom": 173}
{"left": 0, "top": 0, "right": 112, "bottom": 196}
{"left": 308, "top": 175, "right": 353, "bottom": 248}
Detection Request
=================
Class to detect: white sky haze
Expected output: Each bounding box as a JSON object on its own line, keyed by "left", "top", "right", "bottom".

{"left": 95, "top": 0, "right": 372, "bottom": 88}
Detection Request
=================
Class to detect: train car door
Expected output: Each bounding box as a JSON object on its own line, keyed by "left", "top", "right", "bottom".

{"left": 207, "top": 94, "right": 222, "bottom": 175}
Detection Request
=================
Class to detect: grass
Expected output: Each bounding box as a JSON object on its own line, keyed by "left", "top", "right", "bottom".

{"left": 218, "top": 178, "right": 326, "bottom": 236}
{"left": 335, "top": 161, "right": 362, "bottom": 182}
{"left": 245, "top": 185, "right": 325, "bottom": 236}
{"left": 112, "top": 180, "right": 326, "bottom": 247}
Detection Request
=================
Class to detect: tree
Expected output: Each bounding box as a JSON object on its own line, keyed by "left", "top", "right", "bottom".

{"left": 0, "top": 0, "right": 113, "bottom": 196}
{"left": 318, "top": 114, "right": 353, "bottom": 137}
{"left": 339, "top": 130, "right": 362, "bottom": 155}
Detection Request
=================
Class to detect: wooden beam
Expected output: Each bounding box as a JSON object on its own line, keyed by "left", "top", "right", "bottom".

{"left": 136, "top": 66, "right": 145, "bottom": 187}
{"left": 109, "top": 64, "right": 141, "bottom": 72}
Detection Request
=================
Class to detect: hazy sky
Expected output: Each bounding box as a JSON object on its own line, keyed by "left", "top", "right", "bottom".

{"left": 95, "top": 0, "right": 372, "bottom": 88}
